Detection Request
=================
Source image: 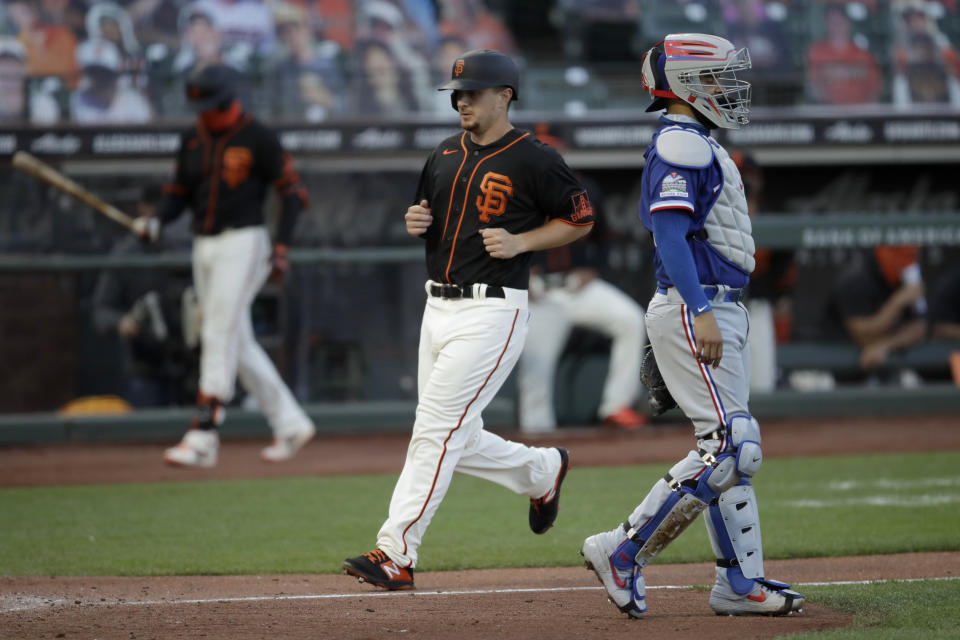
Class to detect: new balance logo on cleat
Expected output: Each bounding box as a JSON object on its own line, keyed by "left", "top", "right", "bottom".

{"left": 381, "top": 562, "right": 402, "bottom": 580}
{"left": 343, "top": 549, "right": 415, "bottom": 591}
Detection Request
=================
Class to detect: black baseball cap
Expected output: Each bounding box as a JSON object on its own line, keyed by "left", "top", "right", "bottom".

{"left": 185, "top": 64, "right": 238, "bottom": 111}
{"left": 439, "top": 49, "right": 519, "bottom": 102}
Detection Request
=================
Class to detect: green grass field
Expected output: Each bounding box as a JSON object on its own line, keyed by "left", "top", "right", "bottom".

{"left": 3, "top": 450, "right": 959, "bottom": 638}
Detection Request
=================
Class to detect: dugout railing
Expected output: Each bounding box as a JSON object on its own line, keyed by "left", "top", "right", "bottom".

{"left": 0, "top": 212, "right": 958, "bottom": 445}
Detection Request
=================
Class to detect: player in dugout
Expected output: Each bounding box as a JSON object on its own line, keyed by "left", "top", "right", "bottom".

{"left": 132, "top": 64, "right": 316, "bottom": 467}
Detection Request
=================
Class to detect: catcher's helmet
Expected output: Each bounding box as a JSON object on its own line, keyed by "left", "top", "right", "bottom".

{"left": 438, "top": 49, "right": 519, "bottom": 110}
{"left": 640, "top": 34, "right": 751, "bottom": 129}
{"left": 185, "top": 64, "right": 238, "bottom": 111}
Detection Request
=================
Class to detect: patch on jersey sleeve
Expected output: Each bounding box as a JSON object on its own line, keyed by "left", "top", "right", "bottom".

{"left": 571, "top": 191, "right": 593, "bottom": 222}
{"left": 659, "top": 172, "right": 688, "bottom": 199}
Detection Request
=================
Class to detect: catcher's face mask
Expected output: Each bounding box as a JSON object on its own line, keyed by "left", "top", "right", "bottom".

{"left": 642, "top": 34, "right": 752, "bottom": 129}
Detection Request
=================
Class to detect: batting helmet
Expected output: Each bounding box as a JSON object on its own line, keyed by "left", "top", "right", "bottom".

{"left": 640, "top": 34, "right": 751, "bottom": 129}
{"left": 185, "top": 64, "right": 238, "bottom": 111}
{"left": 438, "top": 49, "right": 519, "bottom": 111}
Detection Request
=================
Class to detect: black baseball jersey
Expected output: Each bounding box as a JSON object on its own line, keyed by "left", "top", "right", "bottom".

{"left": 157, "top": 113, "right": 307, "bottom": 244}
{"left": 414, "top": 128, "right": 595, "bottom": 290}
{"left": 535, "top": 172, "right": 609, "bottom": 275}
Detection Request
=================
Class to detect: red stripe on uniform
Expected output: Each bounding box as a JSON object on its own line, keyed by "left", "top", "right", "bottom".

{"left": 401, "top": 309, "right": 521, "bottom": 558}
{"left": 680, "top": 304, "right": 725, "bottom": 425}
{"left": 650, "top": 202, "right": 694, "bottom": 212}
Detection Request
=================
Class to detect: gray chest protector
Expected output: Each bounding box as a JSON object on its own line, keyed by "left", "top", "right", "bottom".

{"left": 704, "top": 141, "right": 755, "bottom": 273}
{"left": 656, "top": 127, "right": 755, "bottom": 274}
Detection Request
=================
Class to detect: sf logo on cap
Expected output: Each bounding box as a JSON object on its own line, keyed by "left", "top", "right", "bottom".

{"left": 455, "top": 59, "right": 464, "bottom": 76}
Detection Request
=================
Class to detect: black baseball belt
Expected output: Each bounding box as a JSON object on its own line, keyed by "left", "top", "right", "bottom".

{"left": 427, "top": 283, "right": 505, "bottom": 299}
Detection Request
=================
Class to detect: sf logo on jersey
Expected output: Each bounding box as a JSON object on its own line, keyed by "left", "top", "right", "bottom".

{"left": 476, "top": 172, "right": 514, "bottom": 222}
{"left": 222, "top": 147, "right": 253, "bottom": 188}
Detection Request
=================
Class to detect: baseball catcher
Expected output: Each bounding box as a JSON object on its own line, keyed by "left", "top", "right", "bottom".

{"left": 580, "top": 34, "right": 805, "bottom": 619}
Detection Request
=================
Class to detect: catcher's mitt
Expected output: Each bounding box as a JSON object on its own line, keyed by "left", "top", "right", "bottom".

{"left": 640, "top": 345, "right": 677, "bottom": 416}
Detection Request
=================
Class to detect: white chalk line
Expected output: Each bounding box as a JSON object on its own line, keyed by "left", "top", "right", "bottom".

{"left": 828, "top": 476, "right": 960, "bottom": 491}
{"left": 784, "top": 495, "right": 960, "bottom": 508}
{"left": 3, "top": 576, "right": 958, "bottom": 612}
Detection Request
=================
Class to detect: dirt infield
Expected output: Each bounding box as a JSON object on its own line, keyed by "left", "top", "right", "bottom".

{"left": 2, "top": 415, "right": 959, "bottom": 639}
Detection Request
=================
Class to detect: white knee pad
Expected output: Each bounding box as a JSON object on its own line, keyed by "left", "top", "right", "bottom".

{"left": 705, "top": 453, "right": 739, "bottom": 494}
{"left": 705, "top": 482, "right": 764, "bottom": 583}
{"left": 728, "top": 414, "right": 762, "bottom": 477}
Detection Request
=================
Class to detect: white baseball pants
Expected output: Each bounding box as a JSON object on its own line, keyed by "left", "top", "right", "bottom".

{"left": 192, "top": 226, "right": 312, "bottom": 437}
{"left": 518, "top": 278, "right": 646, "bottom": 432}
{"left": 377, "top": 285, "right": 563, "bottom": 568}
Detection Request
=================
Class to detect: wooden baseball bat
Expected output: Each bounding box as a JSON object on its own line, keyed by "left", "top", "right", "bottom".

{"left": 12, "top": 151, "right": 137, "bottom": 232}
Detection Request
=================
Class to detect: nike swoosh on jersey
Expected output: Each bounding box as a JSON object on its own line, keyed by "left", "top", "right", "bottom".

{"left": 697, "top": 305, "right": 709, "bottom": 313}
{"left": 443, "top": 148, "right": 459, "bottom": 155}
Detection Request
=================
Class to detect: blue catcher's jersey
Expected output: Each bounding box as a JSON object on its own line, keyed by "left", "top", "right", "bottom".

{"left": 639, "top": 116, "right": 750, "bottom": 290}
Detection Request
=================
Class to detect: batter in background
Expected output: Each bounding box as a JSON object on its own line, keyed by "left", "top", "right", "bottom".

{"left": 581, "top": 34, "right": 805, "bottom": 618}
{"left": 132, "top": 64, "right": 316, "bottom": 467}
{"left": 343, "top": 49, "right": 594, "bottom": 590}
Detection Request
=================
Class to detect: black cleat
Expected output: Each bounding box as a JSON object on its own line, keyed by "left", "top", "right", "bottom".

{"left": 343, "top": 549, "right": 415, "bottom": 590}
{"left": 529, "top": 447, "right": 569, "bottom": 534}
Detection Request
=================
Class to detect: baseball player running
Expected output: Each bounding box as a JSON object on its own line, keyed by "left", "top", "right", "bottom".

{"left": 343, "top": 49, "right": 594, "bottom": 590}
{"left": 580, "top": 34, "right": 805, "bottom": 618}
{"left": 132, "top": 64, "right": 315, "bottom": 467}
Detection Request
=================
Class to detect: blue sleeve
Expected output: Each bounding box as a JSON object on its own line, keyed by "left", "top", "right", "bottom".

{"left": 651, "top": 210, "right": 712, "bottom": 315}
